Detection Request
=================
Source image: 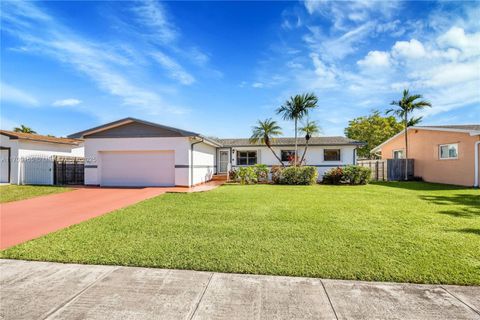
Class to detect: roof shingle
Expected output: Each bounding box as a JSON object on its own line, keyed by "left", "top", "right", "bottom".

{"left": 216, "top": 136, "right": 363, "bottom": 147}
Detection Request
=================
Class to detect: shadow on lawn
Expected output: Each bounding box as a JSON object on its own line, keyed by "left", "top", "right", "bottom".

{"left": 420, "top": 194, "right": 480, "bottom": 218}
{"left": 453, "top": 228, "right": 480, "bottom": 236}
{"left": 371, "top": 181, "right": 467, "bottom": 191}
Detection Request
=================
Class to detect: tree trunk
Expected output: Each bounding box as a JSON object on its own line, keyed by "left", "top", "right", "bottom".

{"left": 294, "top": 118, "right": 298, "bottom": 166}
{"left": 300, "top": 139, "right": 309, "bottom": 164}
{"left": 267, "top": 143, "right": 285, "bottom": 167}
{"left": 404, "top": 113, "right": 408, "bottom": 180}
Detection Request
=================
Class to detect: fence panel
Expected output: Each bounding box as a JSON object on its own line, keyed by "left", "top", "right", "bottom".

{"left": 387, "top": 159, "right": 414, "bottom": 181}
{"left": 54, "top": 156, "right": 85, "bottom": 185}
{"left": 357, "top": 160, "right": 387, "bottom": 181}
{"left": 20, "top": 157, "right": 54, "bottom": 185}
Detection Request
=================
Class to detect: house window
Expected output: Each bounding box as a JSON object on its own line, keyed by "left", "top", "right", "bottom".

{"left": 393, "top": 150, "right": 404, "bottom": 159}
{"left": 281, "top": 150, "right": 296, "bottom": 162}
{"left": 237, "top": 151, "right": 257, "bottom": 165}
{"left": 439, "top": 143, "right": 458, "bottom": 159}
{"left": 324, "top": 149, "right": 341, "bottom": 161}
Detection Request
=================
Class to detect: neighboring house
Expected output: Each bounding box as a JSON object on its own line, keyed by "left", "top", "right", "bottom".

{"left": 0, "top": 130, "right": 84, "bottom": 184}
{"left": 69, "top": 117, "right": 363, "bottom": 187}
{"left": 371, "top": 125, "right": 480, "bottom": 187}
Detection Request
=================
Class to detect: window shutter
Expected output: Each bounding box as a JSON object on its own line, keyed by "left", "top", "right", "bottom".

{"left": 257, "top": 149, "right": 261, "bottom": 164}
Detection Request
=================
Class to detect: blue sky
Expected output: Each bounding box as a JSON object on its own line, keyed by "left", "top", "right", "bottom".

{"left": 1, "top": 0, "right": 479, "bottom": 138}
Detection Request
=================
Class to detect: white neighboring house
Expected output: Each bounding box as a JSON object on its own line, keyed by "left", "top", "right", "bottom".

{"left": 0, "top": 130, "right": 84, "bottom": 185}
{"left": 69, "top": 117, "right": 363, "bottom": 187}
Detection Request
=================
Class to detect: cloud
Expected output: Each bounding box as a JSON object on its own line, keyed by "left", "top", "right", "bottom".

{"left": 130, "top": 0, "right": 177, "bottom": 44}
{"left": 357, "top": 51, "right": 391, "bottom": 69}
{"left": 52, "top": 98, "right": 81, "bottom": 107}
{"left": 392, "top": 39, "right": 426, "bottom": 59}
{"left": 0, "top": 82, "right": 38, "bottom": 106}
{"left": 151, "top": 51, "right": 195, "bottom": 85}
{"left": 1, "top": 1, "right": 186, "bottom": 115}
{"left": 252, "top": 82, "right": 264, "bottom": 88}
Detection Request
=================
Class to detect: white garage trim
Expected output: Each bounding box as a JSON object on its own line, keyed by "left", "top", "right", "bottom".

{"left": 100, "top": 150, "right": 175, "bottom": 187}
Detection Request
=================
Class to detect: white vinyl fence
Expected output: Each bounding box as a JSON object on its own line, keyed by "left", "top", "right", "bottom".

{"left": 19, "top": 156, "right": 54, "bottom": 185}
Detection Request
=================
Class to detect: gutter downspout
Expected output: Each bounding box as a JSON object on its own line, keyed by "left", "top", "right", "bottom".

{"left": 190, "top": 138, "right": 203, "bottom": 187}
{"left": 475, "top": 140, "right": 480, "bottom": 188}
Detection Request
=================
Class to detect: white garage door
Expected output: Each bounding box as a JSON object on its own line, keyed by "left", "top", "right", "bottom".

{"left": 100, "top": 151, "right": 175, "bottom": 187}
{"left": 0, "top": 149, "right": 9, "bottom": 183}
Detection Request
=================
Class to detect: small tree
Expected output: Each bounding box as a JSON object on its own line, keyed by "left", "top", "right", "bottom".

{"left": 250, "top": 118, "right": 285, "bottom": 166}
{"left": 276, "top": 93, "right": 318, "bottom": 166}
{"left": 387, "top": 89, "right": 431, "bottom": 180}
{"left": 13, "top": 125, "right": 36, "bottom": 134}
{"left": 299, "top": 119, "right": 321, "bottom": 164}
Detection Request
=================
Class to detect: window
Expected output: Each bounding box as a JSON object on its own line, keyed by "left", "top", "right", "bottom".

{"left": 281, "top": 150, "right": 296, "bottom": 162}
{"left": 237, "top": 151, "right": 257, "bottom": 165}
{"left": 324, "top": 149, "right": 340, "bottom": 161}
{"left": 439, "top": 143, "right": 458, "bottom": 159}
{"left": 393, "top": 150, "right": 404, "bottom": 159}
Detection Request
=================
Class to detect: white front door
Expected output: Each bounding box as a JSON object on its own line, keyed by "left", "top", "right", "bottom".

{"left": 100, "top": 151, "right": 175, "bottom": 187}
{"left": 219, "top": 150, "right": 229, "bottom": 173}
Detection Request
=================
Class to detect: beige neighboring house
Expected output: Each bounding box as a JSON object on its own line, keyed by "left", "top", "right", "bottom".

{"left": 372, "top": 125, "right": 480, "bottom": 187}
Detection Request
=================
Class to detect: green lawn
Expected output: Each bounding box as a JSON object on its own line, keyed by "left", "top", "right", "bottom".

{"left": 0, "top": 185, "right": 71, "bottom": 203}
{"left": 1, "top": 182, "right": 479, "bottom": 285}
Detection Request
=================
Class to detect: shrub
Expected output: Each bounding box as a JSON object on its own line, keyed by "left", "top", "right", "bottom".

{"left": 342, "top": 165, "right": 371, "bottom": 185}
{"left": 228, "top": 168, "right": 239, "bottom": 181}
{"left": 277, "top": 166, "right": 318, "bottom": 185}
{"left": 270, "top": 165, "right": 283, "bottom": 184}
{"left": 322, "top": 165, "right": 372, "bottom": 185}
{"left": 322, "top": 167, "right": 344, "bottom": 185}
{"left": 253, "top": 164, "right": 269, "bottom": 183}
{"left": 237, "top": 167, "right": 258, "bottom": 184}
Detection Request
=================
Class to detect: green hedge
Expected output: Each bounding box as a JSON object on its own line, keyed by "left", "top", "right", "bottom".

{"left": 276, "top": 166, "right": 318, "bottom": 185}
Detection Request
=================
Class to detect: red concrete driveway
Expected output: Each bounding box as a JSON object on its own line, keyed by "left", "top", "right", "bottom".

{"left": 0, "top": 182, "right": 223, "bottom": 250}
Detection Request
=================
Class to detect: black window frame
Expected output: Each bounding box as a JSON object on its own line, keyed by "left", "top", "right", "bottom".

{"left": 237, "top": 151, "right": 257, "bottom": 165}
{"left": 324, "top": 149, "right": 341, "bottom": 161}
{"left": 281, "top": 150, "right": 296, "bottom": 162}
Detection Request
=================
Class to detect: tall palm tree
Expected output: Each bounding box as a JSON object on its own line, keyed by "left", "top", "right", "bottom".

{"left": 13, "top": 125, "right": 36, "bottom": 134}
{"left": 250, "top": 118, "right": 284, "bottom": 166}
{"left": 276, "top": 93, "right": 318, "bottom": 166}
{"left": 387, "top": 89, "right": 431, "bottom": 180}
{"left": 407, "top": 116, "right": 423, "bottom": 127}
{"left": 299, "top": 119, "right": 321, "bottom": 164}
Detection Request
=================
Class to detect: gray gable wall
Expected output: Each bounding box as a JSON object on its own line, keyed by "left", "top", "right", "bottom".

{"left": 84, "top": 122, "right": 186, "bottom": 138}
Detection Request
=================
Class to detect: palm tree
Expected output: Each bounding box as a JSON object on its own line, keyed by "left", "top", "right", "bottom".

{"left": 276, "top": 93, "right": 318, "bottom": 166}
{"left": 13, "top": 125, "right": 36, "bottom": 134}
{"left": 299, "top": 119, "right": 321, "bottom": 164}
{"left": 407, "top": 116, "right": 423, "bottom": 127}
{"left": 250, "top": 118, "right": 285, "bottom": 166}
{"left": 387, "top": 89, "right": 431, "bottom": 180}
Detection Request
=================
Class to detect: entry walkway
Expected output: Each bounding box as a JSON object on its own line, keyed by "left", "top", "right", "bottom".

{"left": 0, "top": 181, "right": 223, "bottom": 249}
{"left": 1, "top": 259, "right": 479, "bottom": 319}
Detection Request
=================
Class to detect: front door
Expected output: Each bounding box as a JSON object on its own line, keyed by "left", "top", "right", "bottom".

{"left": 219, "top": 150, "right": 229, "bottom": 173}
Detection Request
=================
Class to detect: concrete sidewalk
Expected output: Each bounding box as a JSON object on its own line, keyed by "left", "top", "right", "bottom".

{"left": 1, "top": 260, "right": 479, "bottom": 320}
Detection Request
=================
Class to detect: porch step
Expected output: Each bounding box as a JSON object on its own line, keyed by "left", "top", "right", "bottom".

{"left": 212, "top": 174, "right": 228, "bottom": 181}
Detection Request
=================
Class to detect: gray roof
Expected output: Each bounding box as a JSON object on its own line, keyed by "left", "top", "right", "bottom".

{"left": 416, "top": 125, "right": 480, "bottom": 131}
{"left": 216, "top": 136, "right": 363, "bottom": 147}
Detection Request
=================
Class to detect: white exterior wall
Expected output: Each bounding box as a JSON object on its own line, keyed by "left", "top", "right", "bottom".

{"left": 230, "top": 145, "right": 357, "bottom": 180}
{"left": 191, "top": 142, "right": 216, "bottom": 185}
{"left": 84, "top": 137, "right": 192, "bottom": 186}
{"left": 0, "top": 135, "right": 84, "bottom": 184}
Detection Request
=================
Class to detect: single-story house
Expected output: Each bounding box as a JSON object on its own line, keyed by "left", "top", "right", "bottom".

{"left": 371, "top": 125, "right": 480, "bottom": 187}
{"left": 0, "top": 130, "right": 84, "bottom": 184}
{"left": 69, "top": 117, "right": 363, "bottom": 187}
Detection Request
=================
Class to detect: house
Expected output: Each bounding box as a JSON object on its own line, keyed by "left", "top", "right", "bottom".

{"left": 371, "top": 125, "right": 480, "bottom": 187}
{"left": 69, "top": 117, "right": 363, "bottom": 187}
{"left": 0, "top": 130, "right": 84, "bottom": 184}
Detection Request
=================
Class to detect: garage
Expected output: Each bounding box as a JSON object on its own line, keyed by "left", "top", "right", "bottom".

{"left": 100, "top": 150, "right": 175, "bottom": 187}
{"left": 1, "top": 148, "right": 10, "bottom": 183}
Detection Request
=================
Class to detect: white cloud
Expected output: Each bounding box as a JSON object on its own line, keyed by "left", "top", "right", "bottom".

{"left": 357, "top": 51, "right": 391, "bottom": 69}
{"left": 0, "top": 82, "right": 38, "bottom": 106}
{"left": 130, "top": 0, "right": 177, "bottom": 44}
{"left": 436, "top": 26, "right": 480, "bottom": 59}
{"left": 392, "top": 39, "right": 426, "bottom": 59}
{"left": 151, "top": 51, "right": 195, "bottom": 85}
{"left": 52, "top": 98, "right": 81, "bottom": 107}
{"left": 252, "top": 82, "right": 264, "bottom": 88}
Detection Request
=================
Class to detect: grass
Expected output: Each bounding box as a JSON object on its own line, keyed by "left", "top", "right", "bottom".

{"left": 1, "top": 182, "right": 479, "bottom": 285}
{"left": 0, "top": 185, "right": 71, "bottom": 203}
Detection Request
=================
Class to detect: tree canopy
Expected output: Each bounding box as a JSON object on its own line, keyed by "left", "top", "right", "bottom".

{"left": 344, "top": 111, "right": 404, "bottom": 159}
